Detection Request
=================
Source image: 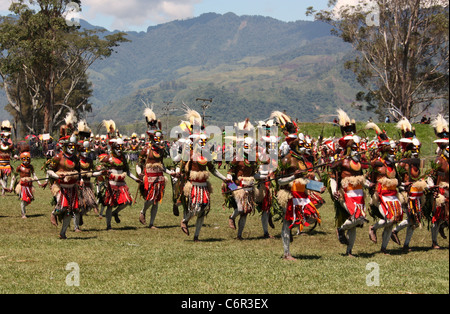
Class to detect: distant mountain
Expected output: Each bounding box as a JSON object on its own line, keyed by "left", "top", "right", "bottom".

{"left": 1, "top": 13, "right": 369, "bottom": 130}
{"left": 85, "top": 12, "right": 369, "bottom": 129}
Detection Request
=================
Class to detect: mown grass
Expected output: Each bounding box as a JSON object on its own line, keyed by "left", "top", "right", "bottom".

{"left": 0, "top": 122, "right": 448, "bottom": 294}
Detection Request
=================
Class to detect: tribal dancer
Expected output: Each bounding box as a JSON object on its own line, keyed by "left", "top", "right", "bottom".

{"left": 99, "top": 120, "right": 141, "bottom": 230}
{"left": 298, "top": 133, "right": 326, "bottom": 221}
{"left": 128, "top": 133, "right": 141, "bottom": 164}
{"left": 255, "top": 127, "right": 278, "bottom": 238}
{"left": 14, "top": 146, "right": 45, "bottom": 218}
{"left": 276, "top": 128, "right": 322, "bottom": 260}
{"left": 1, "top": 120, "right": 14, "bottom": 195}
{"left": 136, "top": 108, "right": 174, "bottom": 229}
{"left": 76, "top": 121, "right": 103, "bottom": 231}
{"left": 271, "top": 111, "right": 298, "bottom": 158}
{"left": 227, "top": 119, "right": 258, "bottom": 240}
{"left": 329, "top": 110, "right": 368, "bottom": 256}
{"left": 367, "top": 119, "right": 404, "bottom": 254}
{"left": 179, "top": 108, "right": 227, "bottom": 241}
{"left": 426, "top": 115, "right": 449, "bottom": 249}
{"left": 46, "top": 135, "right": 81, "bottom": 239}
{"left": 391, "top": 119, "right": 426, "bottom": 252}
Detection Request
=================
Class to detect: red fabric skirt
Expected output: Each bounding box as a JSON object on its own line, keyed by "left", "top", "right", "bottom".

{"left": 105, "top": 183, "right": 132, "bottom": 207}
{"left": 285, "top": 191, "right": 321, "bottom": 230}
{"left": 144, "top": 172, "right": 165, "bottom": 203}
{"left": 56, "top": 184, "right": 79, "bottom": 212}
{"left": 19, "top": 180, "right": 34, "bottom": 204}
{"left": 433, "top": 188, "right": 449, "bottom": 224}
{"left": 377, "top": 184, "right": 402, "bottom": 222}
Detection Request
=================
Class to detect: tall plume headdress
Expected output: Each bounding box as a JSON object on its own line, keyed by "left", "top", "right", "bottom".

{"left": 431, "top": 114, "right": 449, "bottom": 146}
{"left": 77, "top": 120, "right": 92, "bottom": 141}
{"left": 103, "top": 120, "right": 117, "bottom": 141}
{"left": 396, "top": 117, "right": 415, "bottom": 139}
{"left": 1, "top": 120, "right": 12, "bottom": 137}
{"left": 59, "top": 109, "right": 78, "bottom": 139}
{"left": 270, "top": 111, "right": 297, "bottom": 135}
{"left": 337, "top": 109, "right": 356, "bottom": 136}
{"left": 365, "top": 122, "right": 389, "bottom": 147}
{"left": 143, "top": 104, "right": 162, "bottom": 132}
{"left": 179, "top": 103, "right": 203, "bottom": 137}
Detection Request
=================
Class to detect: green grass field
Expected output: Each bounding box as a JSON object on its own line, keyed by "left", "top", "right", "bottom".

{"left": 0, "top": 122, "right": 448, "bottom": 294}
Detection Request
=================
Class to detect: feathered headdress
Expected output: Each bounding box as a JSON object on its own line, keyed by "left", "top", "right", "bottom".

{"left": 234, "top": 118, "right": 255, "bottom": 143}
{"left": 144, "top": 106, "right": 161, "bottom": 131}
{"left": 270, "top": 111, "right": 297, "bottom": 135}
{"left": 64, "top": 109, "right": 77, "bottom": 126}
{"left": 103, "top": 120, "right": 117, "bottom": 140}
{"left": 396, "top": 117, "right": 417, "bottom": 151}
{"left": 77, "top": 120, "right": 92, "bottom": 141}
{"left": 179, "top": 103, "right": 202, "bottom": 136}
{"left": 431, "top": 114, "right": 449, "bottom": 138}
{"left": 1, "top": 120, "right": 12, "bottom": 134}
{"left": 396, "top": 117, "right": 415, "bottom": 138}
{"left": 337, "top": 109, "right": 356, "bottom": 136}
{"left": 59, "top": 110, "right": 77, "bottom": 139}
{"left": 365, "top": 122, "right": 389, "bottom": 147}
{"left": 235, "top": 118, "right": 255, "bottom": 132}
{"left": 431, "top": 114, "right": 449, "bottom": 146}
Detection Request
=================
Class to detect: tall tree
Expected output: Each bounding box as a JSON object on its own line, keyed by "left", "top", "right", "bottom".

{"left": 0, "top": 0, "right": 129, "bottom": 135}
{"left": 308, "top": 0, "right": 449, "bottom": 120}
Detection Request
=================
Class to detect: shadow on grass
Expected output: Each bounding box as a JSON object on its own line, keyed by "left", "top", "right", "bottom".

{"left": 388, "top": 245, "right": 449, "bottom": 255}
{"left": 145, "top": 224, "right": 179, "bottom": 230}
{"left": 184, "top": 237, "right": 226, "bottom": 243}
{"left": 64, "top": 236, "right": 98, "bottom": 241}
{"left": 24, "top": 214, "right": 45, "bottom": 219}
{"left": 290, "top": 254, "right": 322, "bottom": 260}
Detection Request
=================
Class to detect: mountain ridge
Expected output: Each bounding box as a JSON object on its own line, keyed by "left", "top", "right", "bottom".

{"left": 1, "top": 12, "right": 368, "bottom": 129}
{"left": 85, "top": 12, "right": 367, "bottom": 128}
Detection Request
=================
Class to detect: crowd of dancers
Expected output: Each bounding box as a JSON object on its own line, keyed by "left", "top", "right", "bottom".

{"left": 0, "top": 107, "right": 448, "bottom": 260}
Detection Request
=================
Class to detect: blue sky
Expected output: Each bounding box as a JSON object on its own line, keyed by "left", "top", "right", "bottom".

{"left": 1, "top": 0, "right": 334, "bottom": 32}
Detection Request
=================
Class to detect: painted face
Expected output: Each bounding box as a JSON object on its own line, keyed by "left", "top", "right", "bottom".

{"left": 303, "top": 138, "right": 313, "bottom": 156}
{"left": 199, "top": 135, "right": 208, "bottom": 149}
{"left": 243, "top": 138, "right": 253, "bottom": 154}
{"left": 409, "top": 138, "right": 420, "bottom": 158}
{"left": 444, "top": 145, "right": 449, "bottom": 158}
{"left": 350, "top": 137, "right": 361, "bottom": 162}
{"left": 66, "top": 143, "right": 76, "bottom": 156}
{"left": 153, "top": 132, "right": 162, "bottom": 145}
{"left": 1, "top": 133, "right": 10, "bottom": 144}
{"left": 80, "top": 148, "right": 89, "bottom": 158}
{"left": 21, "top": 155, "right": 31, "bottom": 166}
{"left": 114, "top": 144, "right": 124, "bottom": 156}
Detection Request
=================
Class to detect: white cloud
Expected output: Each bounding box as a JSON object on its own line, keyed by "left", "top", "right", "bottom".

{"left": 0, "top": 0, "right": 13, "bottom": 12}
{"left": 82, "top": 0, "right": 202, "bottom": 30}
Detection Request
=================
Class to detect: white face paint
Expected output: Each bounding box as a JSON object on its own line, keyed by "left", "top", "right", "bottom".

{"left": 21, "top": 156, "right": 31, "bottom": 166}
{"left": 153, "top": 132, "right": 162, "bottom": 145}
{"left": 444, "top": 145, "right": 449, "bottom": 158}
{"left": 387, "top": 154, "right": 396, "bottom": 163}
{"left": 114, "top": 139, "right": 124, "bottom": 156}
{"left": 66, "top": 144, "right": 76, "bottom": 156}
{"left": 243, "top": 137, "right": 254, "bottom": 154}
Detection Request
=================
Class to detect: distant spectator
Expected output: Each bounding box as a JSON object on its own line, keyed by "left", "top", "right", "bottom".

{"left": 385, "top": 116, "right": 391, "bottom": 123}
{"left": 421, "top": 115, "right": 427, "bottom": 124}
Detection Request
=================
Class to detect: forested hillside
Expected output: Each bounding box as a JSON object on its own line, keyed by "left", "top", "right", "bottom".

{"left": 2, "top": 12, "right": 370, "bottom": 129}
{"left": 86, "top": 12, "right": 369, "bottom": 129}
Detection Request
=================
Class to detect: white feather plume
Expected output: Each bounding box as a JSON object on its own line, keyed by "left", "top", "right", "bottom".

{"left": 64, "top": 109, "right": 77, "bottom": 125}
{"left": 431, "top": 114, "right": 449, "bottom": 134}
{"left": 337, "top": 109, "right": 351, "bottom": 127}
{"left": 396, "top": 117, "right": 412, "bottom": 133}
